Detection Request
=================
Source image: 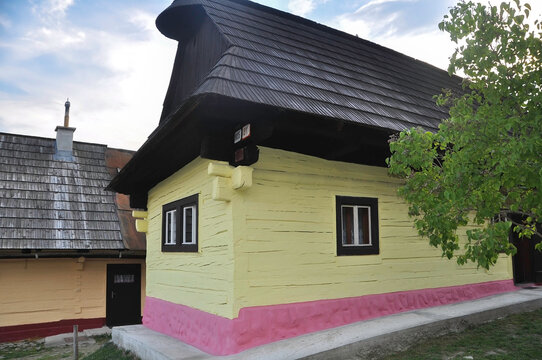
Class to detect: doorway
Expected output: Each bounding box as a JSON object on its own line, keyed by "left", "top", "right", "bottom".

{"left": 106, "top": 264, "right": 141, "bottom": 327}
{"left": 511, "top": 221, "right": 542, "bottom": 284}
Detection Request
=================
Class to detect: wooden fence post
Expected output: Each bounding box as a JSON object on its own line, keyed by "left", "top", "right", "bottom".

{"left": 73, "top": 324, "right": 78, "bottom": 360}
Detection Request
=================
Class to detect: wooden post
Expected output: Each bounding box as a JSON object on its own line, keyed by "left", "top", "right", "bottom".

{"left": 73, "top": 325, "right": 78, "bottom": 360}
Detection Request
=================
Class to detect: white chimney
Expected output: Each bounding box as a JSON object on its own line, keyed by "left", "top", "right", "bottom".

{"left": 54, "top": 99, "right": 76, "bottom": 161}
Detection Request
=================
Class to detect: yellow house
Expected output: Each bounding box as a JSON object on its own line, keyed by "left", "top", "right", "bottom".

{"left": 0, "top": 105, "right": 146, "bottom": 341}
{"left": 109, "top": 0, "right": 517, "bottom": 355}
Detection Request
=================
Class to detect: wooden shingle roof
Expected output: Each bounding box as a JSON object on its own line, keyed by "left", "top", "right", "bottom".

{"left": 109, "top": 0, "right": 462, "bottom": 198}
{"left": 157, "top": 0, "right": 461, "bottom": 132}
{"left": 0, "top": 133, "right": 137, "bottom": 250}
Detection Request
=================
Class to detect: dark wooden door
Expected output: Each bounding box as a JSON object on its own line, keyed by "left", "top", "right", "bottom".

{"left": 511, "top": 222, "right": 542, "bottom": 284}
{"left": 106, "top": 264, "right": 141, "bottom": 327}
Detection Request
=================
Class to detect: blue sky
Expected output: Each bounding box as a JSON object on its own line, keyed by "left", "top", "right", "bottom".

{"left": 0, "top": 0, "right": 538, "bottom": 150}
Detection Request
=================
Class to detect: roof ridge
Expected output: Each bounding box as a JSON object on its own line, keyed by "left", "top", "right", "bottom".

{"left": 0, "top": 132, "right": 115, "bottom": 150}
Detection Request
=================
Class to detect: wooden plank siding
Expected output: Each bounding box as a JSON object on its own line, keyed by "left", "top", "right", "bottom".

{"left": 146, "top": 158, "right": 235, "bottom": 318}
{"left": 231, "top": 147, "right": 511, "bottom": 315}
{"left": 0, "top": 258, "right": 145, "bottom": 327}
{"left": 145, "top": 147, "right": 511, "bottom": 320}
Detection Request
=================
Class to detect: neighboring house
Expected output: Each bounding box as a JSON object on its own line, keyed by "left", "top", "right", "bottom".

{"left": 0, "top": 104, "right": 146, "bottom": 341}
{"left": 108, "top": 0, "right": 519, "bottom": 356}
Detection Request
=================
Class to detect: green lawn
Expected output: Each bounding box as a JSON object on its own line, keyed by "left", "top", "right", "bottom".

{"left": 81, "top": 342, "right": 139, "bottom": 360}
{"left": 0, "top": 335, "right": 138, "bottom": 360}
{"left": 381, "top": 308, "right": 542, "bottom": 360}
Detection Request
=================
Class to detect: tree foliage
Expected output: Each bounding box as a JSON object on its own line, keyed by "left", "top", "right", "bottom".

{"left": 387, "top": 0, "right": 542, "bottom": 269}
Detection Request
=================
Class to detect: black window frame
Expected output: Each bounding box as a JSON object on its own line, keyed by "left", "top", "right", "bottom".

{"left": 336, "top": 196, "right": 379, "bottom": 256}
{"left": 161, "top": 194, "right": 198, "bottom": 252}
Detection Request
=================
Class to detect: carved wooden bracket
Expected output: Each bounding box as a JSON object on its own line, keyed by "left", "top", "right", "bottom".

{"left": 208, "top": 162, "right": 253, "bottom": 202}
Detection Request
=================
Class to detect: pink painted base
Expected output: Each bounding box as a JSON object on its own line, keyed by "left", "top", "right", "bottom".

{"left": 143, "top": 279, "right": 517, "bottom": 355}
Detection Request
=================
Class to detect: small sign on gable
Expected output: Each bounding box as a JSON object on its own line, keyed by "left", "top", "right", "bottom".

{"left": 241, "top": 124, "right": 251, "bottom": 140}
{"left": 234, "top": 129, "right": 242, "bottom": 144}
{"left": 234, "top": 124, "right": 251, "bottom": 144}
{"left": 232, "top": 123, "right": 258, "bottom": 166}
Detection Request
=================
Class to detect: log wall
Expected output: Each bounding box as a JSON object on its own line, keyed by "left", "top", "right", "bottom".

{"left": 232, "top": 147, "right": 512, "bottom": 314}
{"left": 145, "top": 147, "right": 512, "bottom": 319}
{"left": 146, "top": 158, "right": 235, "bottom": 318}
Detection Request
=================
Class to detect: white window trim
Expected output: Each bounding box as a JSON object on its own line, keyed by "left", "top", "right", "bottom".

{"left": 182, "top": 205, "right": 197, "bottom": 244}
{"left": 341, "top": 205, "right": 372, "bottom": 247}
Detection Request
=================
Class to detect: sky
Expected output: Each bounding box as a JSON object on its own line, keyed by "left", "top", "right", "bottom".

{"left": 0, "top": 0, "right": 539, "bottom": 150}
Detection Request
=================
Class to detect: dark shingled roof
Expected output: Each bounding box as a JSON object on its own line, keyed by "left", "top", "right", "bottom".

{"left": 0, "top": 132, "right": 143, "bottom": 250}
{"left": 157, "top": 0, "right": 461, "bottom": 132}
{"left": 108, "top": 0, "right": 462, "bottom": 197}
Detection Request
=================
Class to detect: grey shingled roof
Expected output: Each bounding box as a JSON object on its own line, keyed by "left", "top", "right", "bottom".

{"left": 0, "top": 133, "right": 125, "bottom": 250}
{"left": 158, "top": 0, "right": 461, "bottom": 132}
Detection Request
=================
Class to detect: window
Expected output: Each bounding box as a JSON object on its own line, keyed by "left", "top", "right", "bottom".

{"left": 336, "top": 196, "right": 379, "bottom": 256}
{"left": 162, "top": 194, "right": 198, "bottom": 252}
{"left": 182, "top": 206, "right": 196, "bottom": 244}
{"left": 164, "top": 209, "right": 177, "bottom": 245}
{"left": 114, "top": 274, "right": 135, "bottom": 283}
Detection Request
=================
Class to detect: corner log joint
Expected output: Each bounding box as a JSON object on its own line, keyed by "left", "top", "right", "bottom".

{"left": 208, "top": 162, "right": 253, "bottom": 201}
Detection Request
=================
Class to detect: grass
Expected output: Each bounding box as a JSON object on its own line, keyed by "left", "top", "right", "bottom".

{"left": 0, "top": 334, "right": 138, "bottom": 360}
{"left": 81, "top": 342, "right": 139, "bottom": 360}
{"left": 89, "top": 334, "right": 112, "bottom": 344}
{"left": 381, "top": 308, "right": 542, "bottom": 360}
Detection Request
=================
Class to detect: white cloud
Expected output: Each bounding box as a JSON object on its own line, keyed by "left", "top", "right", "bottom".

{"left": 376, "top": 27, "right": 454, "bottom": 71}
{"left": 4, "top": 1, "right": 84, "bottom": 59}
{"left": 335, "top": 11, "right": 400, "bottom": 39}
{"left": 288, "top": 0, "right": 316, "bottom": 17}
{"left": 334, "top": 0, "right": 542, "bottom": 74}
{"left": 355, "top": 0, "right": 415, "bottom": 13}
{"left": 20, "top": 26, "right": 86, "bottom": 55}
{"left": 0, "top": 6, "right": 177, "bottom": 150}
{"left": 332, "top": 0, "right": 435, "bottom": 40}
{"left": 334, "top": 11, "right": 454, "bottom": 71}
{"left": 47, "top": 0, "right": 74, "bottom": 16}
{"left": 73, "top": 13, "right": 176, "bottom": 149}
{"left": 0, "top": 14, "right": 12, "bottom": 29}
{"left": 330, "top": 0, "right": 458, "bottom": 71}
{"left": 31, "top": 0, "right": 74, "bottom": 26}
{"left": 33, "top": 0, "right": 74, "bottom": 17}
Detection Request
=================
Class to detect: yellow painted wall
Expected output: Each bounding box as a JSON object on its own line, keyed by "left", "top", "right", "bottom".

{"left": 145, "top": 147, "right": 512, "bottom": 320}
{"left": 146, "top": 158, "right": 235, "bottom": 318}
{"left": 0, "top": 258, "right": 145, "bottom": 327}
{"left": 231, "top": 147, "right": 512, "bottom": 315}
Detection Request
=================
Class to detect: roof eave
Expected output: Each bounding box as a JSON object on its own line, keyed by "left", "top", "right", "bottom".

{"left": 107, "top": 95, "right": 204, "bottom": 195}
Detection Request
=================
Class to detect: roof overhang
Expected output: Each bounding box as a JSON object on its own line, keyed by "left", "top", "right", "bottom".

{"left": 0, "top": 249, "right": 145, "bottom": 259}
{"left": 108, "top": 93, "right": 395, "bottom": 199}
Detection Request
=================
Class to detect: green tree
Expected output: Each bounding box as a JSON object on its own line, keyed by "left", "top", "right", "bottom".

{"left": 386, "top": 0, "right": 542, "bottom": 269}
